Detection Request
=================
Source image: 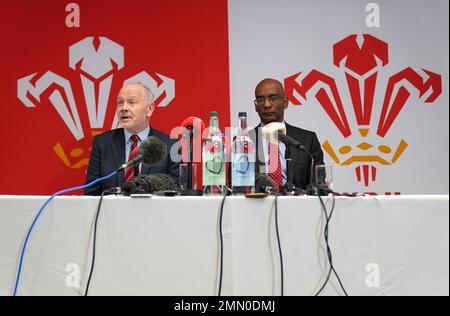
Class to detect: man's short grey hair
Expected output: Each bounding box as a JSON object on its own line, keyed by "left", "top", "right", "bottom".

{"left": 123, "top": 82, "right": 155, "bottom": 105}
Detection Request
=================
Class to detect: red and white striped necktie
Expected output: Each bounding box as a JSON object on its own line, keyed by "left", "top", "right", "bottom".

{"left": 124, "top": 135, "right": 140, "bottom": 182}
{"left": 269, "top": 142, "right": 283, "bottom": 190}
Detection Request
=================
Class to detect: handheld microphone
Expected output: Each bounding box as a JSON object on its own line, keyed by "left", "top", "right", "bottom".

{"left": 117, "top": 136, "right": 167, "bottom": 172}
{"left": 108, "top": 181, "right": 138, "bottom": 195}
{"left": 143, "top": 174, "right": 178, "bottom": 193}
{"left": 107, "top": 176, "right": 147, "bottom": 195}
{"left": 122, "top": 181, "right": 139, "bottom": 195}
{"left": 111, "top": 173, "right": 178, "bottom": 195}
{"left": 245, "top": 173, "right": 276, "bottom": 198}
{"left": 255, "top": 173, "right": 277, "bottom": 194}
{"left": 279, "top": 183, "right": 305, "bottom": 196}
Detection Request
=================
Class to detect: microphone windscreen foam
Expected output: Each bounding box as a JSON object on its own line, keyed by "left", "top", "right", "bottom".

{"left": 255, "top": 173, "right": 276, "bottom": 193}
{"left": 133, "top": 175, "right": 152, "bottom": 192}
{"left": 139, "top": 136, "right": 167, "bottom": 165}
{"left": 120, "top": 181, "right": 137, "bottom": 195}
{"left": 261, "top": 122, "right": 286, "bottom": 145}
{"left": 144, "top": 174, "right": 177, "bottom": 192}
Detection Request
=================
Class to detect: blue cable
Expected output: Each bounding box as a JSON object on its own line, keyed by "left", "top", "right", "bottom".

{"left": 12, "top": 170, "right": 118, "bottom": 296}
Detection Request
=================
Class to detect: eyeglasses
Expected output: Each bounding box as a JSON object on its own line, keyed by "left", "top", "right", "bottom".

{"left": 254, "top": 95, "right": 284, "bottom": 107}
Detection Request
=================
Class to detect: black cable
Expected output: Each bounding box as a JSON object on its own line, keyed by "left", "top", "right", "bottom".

{"left": 84, "top": 190, "right": 106, "bottom": 296}
{"left": 274, "top": 191, "right": 285, "bottom": 296}
{"left": 217, "top": 189, "right": 227, "bottom": 296}
{"left": 327, "top": 194, "right": 348, "bottom": 296}
{"left": 314, "top": 193, "right": 348, "bottom": 296}
{"left": 315, "top": 193, "right": 333, "bottom": 296}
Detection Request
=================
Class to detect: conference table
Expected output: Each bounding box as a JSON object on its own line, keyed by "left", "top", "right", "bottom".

{"left": 0, "top": 195, "right": 448, "bottom": 296}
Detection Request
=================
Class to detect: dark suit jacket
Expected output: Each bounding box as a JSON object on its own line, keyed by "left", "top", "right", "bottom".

{"left": 84, "top": 128, "right": 179, "bottom": 195}
{"left": 249, "top": 123, "right": 325, "bottom": 190}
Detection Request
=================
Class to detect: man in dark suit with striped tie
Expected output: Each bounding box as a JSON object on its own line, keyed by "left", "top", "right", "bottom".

{"left": 84, "top": 82, "right": 179, "bottom": 195}
{"left": 249, "top": 78, "right": 325, "bottom": 190}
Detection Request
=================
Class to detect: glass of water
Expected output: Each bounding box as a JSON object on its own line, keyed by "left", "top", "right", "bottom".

{"left": 314, "top": 164, "right": 333, "bottom": 190}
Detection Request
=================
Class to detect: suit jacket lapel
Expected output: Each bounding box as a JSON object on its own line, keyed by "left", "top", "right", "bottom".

{"left": 140, "top": 129, "right": 153, "bottom": 175}
{"left": 285, "top": 123, "right": 299, "bottom": 185}
{"left": 250, "top": 125, "right": 266, "bottom": 174}
{"left": 112, "top": 129, "right": 126, "bottom": 186}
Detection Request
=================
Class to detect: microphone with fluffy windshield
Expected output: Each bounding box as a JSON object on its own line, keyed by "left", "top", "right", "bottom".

{"left": 262, "top": 122, "right": 316, "bottom": 192}
{"left": 245, "top": 173, "right": 276, "bottom": 198}
{"left": 144, "top": 174, "right": 178, "bottom": 193}
{"left": 255, "top": 173, "right": 277, "bottom": 194}
{"left": 262, "top": 122, "right": 306, "bottom": 150}
{"left": 117, "top": 136, "right": 167, "bottom": 172}
{"left": 116, "top": 174, "right": 177, "bottom": 195}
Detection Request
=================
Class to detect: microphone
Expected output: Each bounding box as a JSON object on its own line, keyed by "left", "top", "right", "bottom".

{"left": 121, "top": 181, "right": 137, "bottom": 194}
{"left": 181, "top": 117, "right": 205, "bottom": 140}
{"left": 262, "top": 122, "right": 305, "bottom": 150}
{"left": 180, "top": 117, "right": 205, "bottom": 194}
{"left": 277, "top": 133, "right": 306, "bottom": 151}
{"left": 107, "top": 176, "right": 147, "bottom": 195}
{"left": 117, "top": 136, "right": 167, "bottom": 172}
{"left": 262, "top": 122, "right": 286, "bottom": 145}
{"left": 262, "top": 122, "right": 316, "bottom": 192}
{"left": 255, "top": 173, "right": 277, "bottom": 194}
{"left": 180, "top": 117, "right": 205, "bottom": 159}
{"left": 110, "top": 174, "right": 178, "bottom": 196}
{"left": 279, "top": 183, "right": 305, "bottom": 196}
{"left": 143, "top": 174, "right": 178, "bottom": 193}
{"left": 181, "top": 117, "right": 205, "bottom": 133}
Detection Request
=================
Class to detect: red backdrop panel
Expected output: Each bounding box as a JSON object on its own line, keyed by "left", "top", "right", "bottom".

{"left": 0, "top": 0, "right": 230, "bottom": 194}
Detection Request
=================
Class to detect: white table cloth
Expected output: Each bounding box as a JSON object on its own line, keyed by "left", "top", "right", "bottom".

{"left": 0, "top": 195, "right": 448, "bottom": 296}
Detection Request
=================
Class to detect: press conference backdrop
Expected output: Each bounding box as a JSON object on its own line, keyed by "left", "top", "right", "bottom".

{"left": 0, "top": 0, "right": 448, "bottom": 195}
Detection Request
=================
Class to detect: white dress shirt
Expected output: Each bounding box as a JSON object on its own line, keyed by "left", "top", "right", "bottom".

{"left": 123, "top": 126, "right": 150, "bottom": 172}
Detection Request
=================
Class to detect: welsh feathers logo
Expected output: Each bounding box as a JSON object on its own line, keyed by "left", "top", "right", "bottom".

{"left": 17, "top": 36, "right": 175, "bottom": 169}
{"left": 284, "top": 34, "right": 442, "bottom": 188}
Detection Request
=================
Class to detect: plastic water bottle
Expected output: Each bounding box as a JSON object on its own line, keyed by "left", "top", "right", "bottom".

{"left": 231, "top": 112, "right": 255, "bottom": 195}
{"left": 203, "top": 111, "right": 226, "bottom": 195}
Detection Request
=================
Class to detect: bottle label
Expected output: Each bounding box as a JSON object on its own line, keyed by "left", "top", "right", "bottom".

{"left": 232, "top": 153, "right": 255, "bottom": 186}
{"left": 203, "top": 152, "right": 226, "bottom": 185}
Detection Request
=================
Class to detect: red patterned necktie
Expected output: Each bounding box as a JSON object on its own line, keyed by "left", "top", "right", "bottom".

{"left": 269, "top": 142, "right": 283, "bottom": 190}
{"left": 125, "top": 135, "right": 140, "bottom": 182}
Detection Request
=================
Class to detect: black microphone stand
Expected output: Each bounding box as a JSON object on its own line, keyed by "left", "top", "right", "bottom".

{"left": 280, "top": 145, "right": 306, "bottom": 196}
{"left": 181, "top": 127, "right": 203, "bottom": 196}
{"left": 284, "top": 145, "right": 293, "bottom": 192}
{"left": 187, "top": 132, "right": 193, "bottom": 190}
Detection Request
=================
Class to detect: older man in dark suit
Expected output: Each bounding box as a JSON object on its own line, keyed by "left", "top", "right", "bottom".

{"left": 84, "top": 82, "right": 179, "bottom": 195}
{"left": 249, "top": 78, "right": 325, "bottom": 190}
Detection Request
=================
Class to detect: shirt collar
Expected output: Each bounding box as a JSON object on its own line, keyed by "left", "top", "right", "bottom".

{"left": 259, "top": 121, "right": 286, "bottom": 128}
{"left": 124, "top": 125, "right": 150, "bottom": 143}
